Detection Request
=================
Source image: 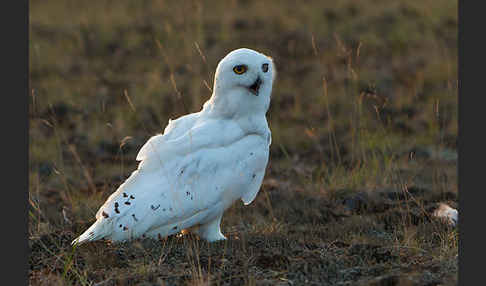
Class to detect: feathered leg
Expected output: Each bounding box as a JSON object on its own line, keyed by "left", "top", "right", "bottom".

{"left": 193, "top": 213, "right": 226, "bottom": 242}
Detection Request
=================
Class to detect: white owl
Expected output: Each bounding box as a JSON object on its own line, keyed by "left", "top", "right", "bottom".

{"left": 72, "top": 48, "right": 275, "bottom": 244}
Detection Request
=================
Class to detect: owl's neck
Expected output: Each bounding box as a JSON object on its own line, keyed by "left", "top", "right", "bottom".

{"left": 203, "top": 86, "right": 270, "bottom": 120}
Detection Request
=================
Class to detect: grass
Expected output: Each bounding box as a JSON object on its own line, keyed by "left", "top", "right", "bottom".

{"left": 29, "top": 0, "right": 457, "bottom": 285}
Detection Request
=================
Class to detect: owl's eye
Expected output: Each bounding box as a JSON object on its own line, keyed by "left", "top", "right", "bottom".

{"left": 233, "top": 65, "right": 247, "bottom": 74}
{"left": 262, "top": 63, "right": 269, "bottom": 73}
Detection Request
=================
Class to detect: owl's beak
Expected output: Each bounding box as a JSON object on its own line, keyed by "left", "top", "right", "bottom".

{"left": 248, "top": 77, "right": 262, "bottom": 96}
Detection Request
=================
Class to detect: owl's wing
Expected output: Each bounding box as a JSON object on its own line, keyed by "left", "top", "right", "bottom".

{"left": 240, "top": 166, "right": 267, "bottom": 205}
{"left": 240, "top": 131, "right": 271, "bottom": 205}
{"left": 136, "top": 118, "right": 245, "bottom": 171}
{"left": 136, "top": 112, "right": 200, "bottom": 162}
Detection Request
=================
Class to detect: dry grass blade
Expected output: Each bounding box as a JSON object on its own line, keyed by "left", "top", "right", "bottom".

{"left": 68, "top": 144, "right": 97, "bottom": 193}
{"left": 123, "top": 90, "right": 136, "bottom": 112}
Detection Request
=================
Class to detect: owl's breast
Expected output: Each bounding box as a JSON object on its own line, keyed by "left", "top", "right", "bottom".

{"left": 166, "top": 133, "right": 268, "bottom": 209}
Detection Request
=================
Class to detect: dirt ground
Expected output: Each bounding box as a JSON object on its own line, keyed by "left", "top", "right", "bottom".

{"left": 29, "top": 0, "right": 457, "bottom": 285}
{"left": 29, "top": 180, "right": 458, "bottom": 285}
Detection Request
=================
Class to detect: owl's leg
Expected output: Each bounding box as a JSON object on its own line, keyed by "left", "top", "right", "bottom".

{"left": 194, "top": 214, "right": 226, "bottom": 242}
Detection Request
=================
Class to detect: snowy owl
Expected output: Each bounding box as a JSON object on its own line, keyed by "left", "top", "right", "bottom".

{"left": 73, "top": 48, "right": 275, "bottom": 245}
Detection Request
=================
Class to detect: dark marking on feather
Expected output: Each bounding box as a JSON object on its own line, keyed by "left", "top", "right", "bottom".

{"left": 123, "top": 226, "right": 128, "bottom": 231}
{"left": 102, "top": 211, "right": 109, "bottom": 218}
{"left": 114, "top": 202, "right": 119, "bottom": 207}
{"left": 115, "top": 208, "right": 120, "bottom": 214}
{"left": 151, "top": 204, "right": 160, "bottom": 211}
{"left": 132, "top": 214, "right": 138, "bottom": 221}
{"left": 130, "top": 195, "right": 135, "bottom": 199}
{"left": 250, "top": 152, "right": 254, "bottom": 155}
{"left": 119, "top": 224, "right": 122, "bottom": 228}
{"left": 123, "top": 193, "right": 128, "bottom": 198}
{"left": 125, "top": 201, "right": 131, "bottom": 205}
{"left": 162, "top": 208, "right": 166, "bottom": 212}
{"left": 172, "top": 226, "right": 177, "bottom": 230}
{"left": 186, "top": 191, "right": 190, "bottom": 196}
{"left": 252, "top": 173, "right": 256, "bottom": 179}
{"left": 89, "top": 231, "right": 94, "bottom": 236}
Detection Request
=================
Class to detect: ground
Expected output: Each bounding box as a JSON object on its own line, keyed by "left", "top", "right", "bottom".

{"left": 29, "top": 0, "right": 457, "bottom": 285}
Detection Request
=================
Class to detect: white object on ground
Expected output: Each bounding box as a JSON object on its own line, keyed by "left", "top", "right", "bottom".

{"left": 433, "top": 203, "right": 458, "bottom": 226}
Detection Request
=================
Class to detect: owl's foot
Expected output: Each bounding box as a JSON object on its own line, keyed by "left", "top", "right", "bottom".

{"left": 194, "top": 214, "right": 226, "bottom": 242}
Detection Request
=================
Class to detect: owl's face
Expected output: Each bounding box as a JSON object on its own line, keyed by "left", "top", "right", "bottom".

{"left": 215, "top": 48, "right": 275, "bottom": 97}
{"left": 209, "top": 48, "right": 275, "bottom": 117}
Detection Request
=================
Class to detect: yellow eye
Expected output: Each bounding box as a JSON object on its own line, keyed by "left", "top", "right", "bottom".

{"left": 233, "top": 65, "right": 247, "bottom": 74}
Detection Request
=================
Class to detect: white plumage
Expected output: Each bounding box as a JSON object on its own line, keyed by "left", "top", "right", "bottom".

{"left": 73, "top": 48, "right": 275, "bottom": 244}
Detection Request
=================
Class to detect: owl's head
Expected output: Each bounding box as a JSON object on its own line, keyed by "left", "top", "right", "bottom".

{"left": 207, "top": 48, "right": 275, "bottom": 118}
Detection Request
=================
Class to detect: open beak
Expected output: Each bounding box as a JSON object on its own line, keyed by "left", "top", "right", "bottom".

{"left": 248, "top": 77, "right": 262, "bottom": 96}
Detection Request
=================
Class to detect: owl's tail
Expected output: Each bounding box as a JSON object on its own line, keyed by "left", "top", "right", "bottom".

{"left": 71, "top": 219, "right": 110, "bottom": 246}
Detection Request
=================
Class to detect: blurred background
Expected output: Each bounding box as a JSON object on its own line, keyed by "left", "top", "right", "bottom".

{"left": 29, "top": 0, "right": 458, "bottom": 285}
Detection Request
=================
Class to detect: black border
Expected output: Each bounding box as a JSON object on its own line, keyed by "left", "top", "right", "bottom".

{"left": 458, "top": 0, "right": 481, "bottom": 285}
{"left": 2, "top": 0, "right": 28, "bottom": 284}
